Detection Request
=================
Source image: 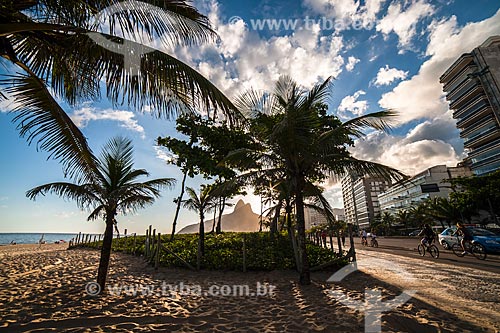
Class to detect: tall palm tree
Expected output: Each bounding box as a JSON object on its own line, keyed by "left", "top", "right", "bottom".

{"left": 26, "top": 136, "right": 175, "bottom": 290}
{"left": 233, "top": 76, "right": 405, "bottom": 284}
{"left": 182, "top": 185, "right": 216, "bottom": 255}
{"left": 1, "top": 0, "right": 240, "bottom": 181}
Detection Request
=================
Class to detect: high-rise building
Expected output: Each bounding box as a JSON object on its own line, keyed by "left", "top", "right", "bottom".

{"left": 378, "top": 165, "right": 472, "bottom": 214}
{"left": 440, "top": 36, "right": 500, "bottom": 175}
{"left": 341, "top": 174, "right": 390, "bottom": 229}
{"left": 304, "top": 207, "right": 345, "bottom": 229}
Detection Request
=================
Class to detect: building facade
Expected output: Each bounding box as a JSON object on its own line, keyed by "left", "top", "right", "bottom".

{"left": 440, "top": 36, "right": 500, "bottom": 175}
{"left": 304, "top": 207, "right": 345, "bottom": 229}
{"left": 378, "top": 165, "right": 472, "bottom": 214}
{"left": 341, "top": 174, "right": 390, "bottom": 229}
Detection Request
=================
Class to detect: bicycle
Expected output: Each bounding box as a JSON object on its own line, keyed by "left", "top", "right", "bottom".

{"left": 417, "top": 239, "right": 439, "bottom": 258}
{"left": 451, "top": 237, "right": 486, "bottom": 260}
{"left": 370, "top": 237, "right": 378, "bottom": 248}
{"left": 361, "top": 237, "right": 368, "bottom": 246}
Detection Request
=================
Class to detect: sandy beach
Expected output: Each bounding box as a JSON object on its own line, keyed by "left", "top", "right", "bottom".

{"left": 0, "top": 244, "right": 499, "bottom": 332}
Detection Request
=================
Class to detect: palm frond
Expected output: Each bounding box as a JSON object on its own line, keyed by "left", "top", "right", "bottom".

{"left": 2, "top": 73, "right": 98, "bottom": 181}
{"left": 87, "top": 204, "right": 105, "bottom": 221}
{"left": 323, "top": 155, "right": 407, "bottom": 183}
{"left": 340, "top": 110, "right": 397, "bottom": 137}
{"left": 26, "top": 182, "right": 100, "bottom": 209}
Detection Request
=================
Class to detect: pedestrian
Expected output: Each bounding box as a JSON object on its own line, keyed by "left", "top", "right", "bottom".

{"left": 321, "top": 230, "right": 327, "bottom": 247}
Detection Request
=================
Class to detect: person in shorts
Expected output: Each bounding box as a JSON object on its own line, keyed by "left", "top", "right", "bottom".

{"left": 454, "top": 222, "right": 473, "bottom": 255}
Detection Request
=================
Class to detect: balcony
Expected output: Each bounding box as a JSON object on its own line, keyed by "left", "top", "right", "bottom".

{"left": 440, "top": 54, "right": 474, "bottom": 84}
{"left": 464, "top": 126, "right": 500, "bottom": 149}
{"left": 450, "top": 85, "right": 485, "bottom": 110}
{"left": 446, "top": 78, "right": 477, "bottom": 102}
{"left": 468, "top": 137, "right": 500, "bottom": 158}
{"left": 460, "top": 114, "right": 495, "bottom": 137}
{"left": 460, "top": 117, "right": 497, "bottom": 139}
{"left": 456, "top": 100, "right": 491, "bottom": 128}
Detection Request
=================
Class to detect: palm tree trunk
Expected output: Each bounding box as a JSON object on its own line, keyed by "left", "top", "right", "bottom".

{"left": 170, "top": 169, "right": 188, "bottom": 241}
{"left": 97, "top": 214, "right": 115, "bottom": 291}
{"left": 295, "top": 182, "right": 310, "bottom": 285}
{"left": 199, "top": 212, "right": 205, "bottom": 255}
{"left": 211, "top": 203, "right": 217, "bottom": 233}
{"left": 271, "top": 200, "right": 282, "bottom": 235}
{"left": 216, "top": 197, "right": 225, "bottom": 234}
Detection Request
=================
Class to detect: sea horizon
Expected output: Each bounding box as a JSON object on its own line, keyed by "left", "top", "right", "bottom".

{"left": 0, "top": 232, "right": 97, "bottom": 245}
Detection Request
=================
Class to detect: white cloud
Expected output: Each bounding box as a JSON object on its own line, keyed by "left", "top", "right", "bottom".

{"left": 162, "top": 1, "right": 347, "bottom": 97}
{"left": 376, "top": 0, "right": 434, "bottom": 51}
{"left": 351, "top": 129, "right": 461, "bottom": 176}
{"left": 303, "top": 0, "right": 385, "bottom": 30}
{"left": 70, "top": 106, "right": 145, "bottom": 138}
{"left": 373, "top": 65, "right": 408, "bottom": 86}
{"left": 346, "top": 56, "right": 360, "bottom": 71}
{"left": 153, "top": 146, "right": 176, "bottom": 164}
{"left": 0, "top": 91, "right": 21, "bottom": 113}
{"left": 378, "top": 8, "right": 500, "bottom": 124}
{"left": 338, "top": 90, "right": 368, "bottom": 117}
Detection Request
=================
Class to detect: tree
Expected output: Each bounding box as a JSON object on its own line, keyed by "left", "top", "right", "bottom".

{"left": 395, "top": 210, "right": 410, "bottom": 233}
{"left": 232, "top": 76, "right": 405, "bottom": 284}
{"left": 450, "top": 171, "right": 500, "bottom": 225}
{"left": 158, "top": 115, "right": 251, "bottom": 235}
{"left": 27, "top": 137, "right": 175, "bottom": 290}
{"left": 182, "top": 185, "right": 216, "bottom": 255}
{"left": 1, "top": 0, "right": 240, "bottom": 182}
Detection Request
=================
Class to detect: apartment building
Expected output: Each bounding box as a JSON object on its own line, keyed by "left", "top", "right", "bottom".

{"left": 440, "top": 36, "right": 500, "bottom": 175}
{"left": 341, "top": 174, "right": 390, "bottom": 229}
{"left": 378, "top": 165, "right": 472, "bottom": 214}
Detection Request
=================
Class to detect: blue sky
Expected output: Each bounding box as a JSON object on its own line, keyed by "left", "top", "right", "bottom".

{"left": 1, "top": 0, "right": 500, "bottom": 234}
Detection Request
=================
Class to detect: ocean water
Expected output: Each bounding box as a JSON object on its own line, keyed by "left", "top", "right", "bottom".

{"left": 0, "top": 233, "right": 90, "bottom": 245}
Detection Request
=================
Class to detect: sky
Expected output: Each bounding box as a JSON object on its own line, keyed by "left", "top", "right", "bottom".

{"left": 1, "top": 0, "right": 500, "bottom": 234}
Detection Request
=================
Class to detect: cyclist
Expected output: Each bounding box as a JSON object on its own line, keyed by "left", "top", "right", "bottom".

{"left": 361, "top": 229, "right": 367, "bottom": 245}
{"left": 418, "top": 224, "right": 435, "bottom": 248}
{"left": 453, "top": 222, "right": 474, "bottom": 255}
{"left": 370, "top": 231, "right": 378, "bottom": 247}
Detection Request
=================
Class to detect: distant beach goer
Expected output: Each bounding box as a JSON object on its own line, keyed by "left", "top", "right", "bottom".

{"left": 10, "top": 240, "right": 16, "bottom": 245}
{"left": 38, "top": 234, "right": 45, "bottom": 248}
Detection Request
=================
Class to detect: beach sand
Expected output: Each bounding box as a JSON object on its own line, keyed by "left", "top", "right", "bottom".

{"left": 0, "top": 244, "right": 498, "bottom": 332}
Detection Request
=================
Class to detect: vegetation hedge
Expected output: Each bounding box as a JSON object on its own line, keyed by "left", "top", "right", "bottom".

{"left": 80, "top": 232, "right": 347, "bottom": 271}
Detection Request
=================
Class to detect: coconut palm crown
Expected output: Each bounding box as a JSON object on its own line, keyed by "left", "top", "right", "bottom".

{"left": 26, "top": 136, "right": 175, "bottom": 290}
{"left": 231, "top": 76, "right": 406, "bottom": 284}
{"left": 1, "top": 0, "right": 240, "bottom": 181}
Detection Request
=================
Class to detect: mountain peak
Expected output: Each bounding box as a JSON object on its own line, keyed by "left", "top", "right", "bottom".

{"left": 233, "top": 199, "right": 246, "bottom": 211}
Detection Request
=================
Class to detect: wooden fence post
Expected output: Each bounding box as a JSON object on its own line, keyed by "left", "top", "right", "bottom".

{"left": 348, "top": 223, "right": 356, "bottom": 262}
{"left": 145, "top": 229, "right": 150, "bottom": 258}
{"left": 133, "top": 233, "right": 137, "bottom": 255}
{"left": 155, "top": 233, "right": 161, "bottom": 270}
{"left": 337, "top": 231, "right": 342, "bottom": 255}
{"left": 148, "top": 225, "right": 152, "bottom": 258}
{"left": 329, "top": 232, "right": 334, "bottom": 252}
{"left": 242, "top": 235, "right": 247, "bottom": 272}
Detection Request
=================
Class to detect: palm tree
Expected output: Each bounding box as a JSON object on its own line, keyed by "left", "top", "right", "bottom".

{"left": 182, "top": 185, "right": 216, "bottom": 255}
{"left": 232, "top": 76, "right": 405, "bottom": 284}
{"left": 1, "top": 0, "right": 240, "bottom": 181}
{"left": 395, "top": 209, "right": 411, "bottom": 233}
{"left": 425, "top": 197, "right": 469, "bottom": 228}
{"left": 380, "top": 211, "right": 394, "bottom": 235}
{"left": 26, "top": 137, "right": 175, "bottom": 290}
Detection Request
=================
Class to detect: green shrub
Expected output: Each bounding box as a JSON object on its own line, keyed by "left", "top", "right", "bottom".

{"left": 82, "top": 232, "right": 346, "bottom": 271}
